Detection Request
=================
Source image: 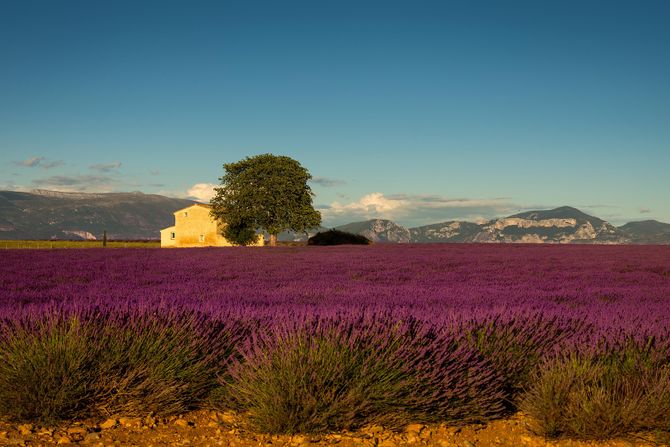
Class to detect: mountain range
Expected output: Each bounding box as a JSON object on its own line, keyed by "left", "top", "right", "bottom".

{"left": 0, "top": 189, "right": 194, "bottom": 240}
{"left": 1, "top": 189, "right": 669, "bottom": 244}
{"left": 330, "top": 206, "right": 670, "bottom": 245}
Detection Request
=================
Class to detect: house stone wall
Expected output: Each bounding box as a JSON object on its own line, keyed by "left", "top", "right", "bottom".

{"left": 160, "top": 204, "right": 264, "bottom": 247}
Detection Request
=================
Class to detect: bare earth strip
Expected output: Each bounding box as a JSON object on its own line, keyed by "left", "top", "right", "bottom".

{"left": 1, "top": 411, "right": 664, "bottom": 447}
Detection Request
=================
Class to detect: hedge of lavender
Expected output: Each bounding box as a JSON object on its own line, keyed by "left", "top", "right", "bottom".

{"left": 1, "top": 245, "right": 669, "bottom": 436}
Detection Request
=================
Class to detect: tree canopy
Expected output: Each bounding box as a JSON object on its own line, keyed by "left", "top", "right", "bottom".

{"left": 210, "top": 154, "right": 322, "bottom": 246}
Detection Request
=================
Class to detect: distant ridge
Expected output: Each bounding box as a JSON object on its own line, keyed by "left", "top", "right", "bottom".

{"left": 410, "top": 221, "right": 482, "bottom": 243}
{"left": 329, "top": 206, "right": 670, "bottom": 245}
{"left": 1, "top": 191, "right": 669, "bottom": 244}
{"left": 335, "top": 219, "right": 411, "bottom": 243}
{"left": 29, "top": 189, "right": 108, "bottom": 199}
{"left": 619, "top": 220, "right": 670, "bottom": 244}
{"left": 478, "top": 206, "right": 622, "bottom": 244}
{"left": 0, "top": 190, "right": 195, "bottom": 240}
{"left": 509, "top": 206, "right": 606, "bottom": 225}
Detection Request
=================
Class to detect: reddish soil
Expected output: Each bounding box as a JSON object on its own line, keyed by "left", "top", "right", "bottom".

{"left": 1, "top": 411, "right": 667, "bottom": 447}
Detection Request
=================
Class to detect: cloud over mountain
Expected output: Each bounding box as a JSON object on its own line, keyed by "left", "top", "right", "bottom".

{"left": 321, "top": 192, "right": 521, "bottom": 227}
{"left": 187, "top": 183, "right": 217, "bottom": 202}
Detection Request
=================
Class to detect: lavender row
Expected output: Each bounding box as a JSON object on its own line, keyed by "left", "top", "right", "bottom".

{"left": 2, "top": 244, "right": 669, "bottom": 338}
{"left": 1, "top": 245, "right": 669, "bottom": 432}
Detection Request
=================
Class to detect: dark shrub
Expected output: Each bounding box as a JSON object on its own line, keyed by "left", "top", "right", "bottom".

{"left": 521, "top": 349, "right": 670, "bottom": 439}
{"left": 307, "top": 229, "right": 371, "bottom": 246}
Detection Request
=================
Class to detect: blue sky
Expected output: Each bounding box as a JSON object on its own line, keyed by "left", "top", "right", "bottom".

{"left": 1, "top": 0, "right": 668, "bottom": 227}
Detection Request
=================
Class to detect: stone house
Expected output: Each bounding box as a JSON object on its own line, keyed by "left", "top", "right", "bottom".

{"left": 160, "top": 203, "right": 264, "bottom": 247}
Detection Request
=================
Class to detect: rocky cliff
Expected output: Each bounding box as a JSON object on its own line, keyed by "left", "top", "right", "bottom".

{"left": 333, "top": 207, "right": 669, "bottom": 244}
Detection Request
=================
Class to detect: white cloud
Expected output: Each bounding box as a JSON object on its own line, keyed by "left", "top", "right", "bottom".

{"left": 329, "top": 192, "right": 408, "bottom": 215}
{"left": 31, "top": 175, "right": 117, "bottom": 191}
{"left": 310, "top": 176, "right": 346, "bottom": 187}
{"left": 187, "top": 183, "right": 217, "bottom": 202}
{"left": 15, "top": 156, "right": 43, "bottom": 167}
{"left": 40, "top": 160, "right": 64, "bottom": 169}
{"left": 14, "top": 156, "right": 63, "bottom": 169}
{"left": 320, "top": 192, "right": 520, "bottom": 227}
{"left": 90, "top": 162, "right": 122, "bottom": 172}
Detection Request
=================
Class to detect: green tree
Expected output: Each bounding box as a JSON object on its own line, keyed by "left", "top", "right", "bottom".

{"left": 210, "top": 154, "right": 322, "bottom": 246}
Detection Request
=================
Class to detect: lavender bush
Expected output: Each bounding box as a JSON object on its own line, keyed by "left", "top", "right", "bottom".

{"left": 521, "top": 347, "right": 670, "bottom": 439}
{"left": 0, "top": 315, "right": 99, "bottom": 423}
{"left": 219, "top": 317, "right": 416, "bottom": 433}
{"left": 0, "top": 309, "right": 243, "bottom": 423}
{"left": 91, "top": 309, "right": 239, "bottom": 417}
{"left": 219, "top": 315, "right": 506, "bottom": 433}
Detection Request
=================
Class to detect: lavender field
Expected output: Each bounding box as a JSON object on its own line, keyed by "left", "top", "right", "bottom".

{"left": 1, "top": 244, "right": 670, "bottom": 437}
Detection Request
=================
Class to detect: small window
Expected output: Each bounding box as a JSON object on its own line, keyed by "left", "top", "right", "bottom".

{"left": 199, "top": 234, "right": 205, "bottom": 242}
{"left": 184, "top": 211, "right": 188, "bottom": 217}
{"left": 170, "top": 232, "right": 176, "bottom": 240}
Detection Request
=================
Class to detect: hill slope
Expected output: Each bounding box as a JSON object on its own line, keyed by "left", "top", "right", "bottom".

{"left": 618, "top": 220, "right": 670, "bottom": 244}
{"left": 0, "top": 190, "right": 195, "bottom": 240}
{"left": 335, "top": 219, "right": 411, "bottom": 243}
{"left": 2, "top": 191, "right": 669, "bottom": 244}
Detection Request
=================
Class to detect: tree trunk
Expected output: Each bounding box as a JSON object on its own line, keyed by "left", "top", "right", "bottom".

{"left": 269, "top": 233, "right": 278, "bottom": 246}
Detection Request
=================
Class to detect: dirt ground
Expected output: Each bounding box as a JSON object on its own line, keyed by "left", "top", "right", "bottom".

{"left": 0, "top": 411, "right": 667, "bottom": 447}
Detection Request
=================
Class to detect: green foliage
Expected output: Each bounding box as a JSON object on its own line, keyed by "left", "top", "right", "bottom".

{"left": 210, "top": 154, "right": 321, "bottom": 244}
{"left": 521, "top": 350, "right": 670, "bottom": 439}
{"left": 222, "top": 220, "right": 259, "bottom": 247}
